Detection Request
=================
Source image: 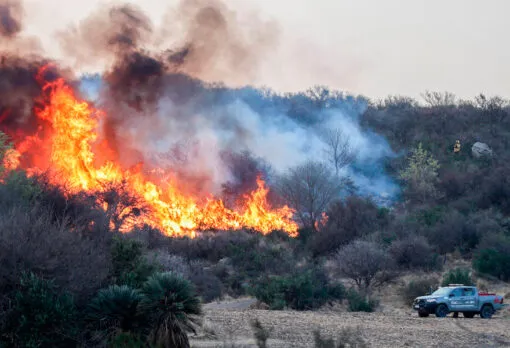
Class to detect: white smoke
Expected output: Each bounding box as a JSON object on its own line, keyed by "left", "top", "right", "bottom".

{"left": 81, "top": 77, "right": 399, "bottom": 202}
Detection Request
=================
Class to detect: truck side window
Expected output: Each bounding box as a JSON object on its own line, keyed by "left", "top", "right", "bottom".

{"left": 450, "top": 288, "right": 463, "bottom": 297}
{"left": 463, "top": 288, "right": 474, "bottom": 296}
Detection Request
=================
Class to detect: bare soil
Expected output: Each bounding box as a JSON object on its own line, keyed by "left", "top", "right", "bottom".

{"left": 191, "top": 298, "right": 510, "bottom": 348}
{"left": 191, "top": 264, "right": 510, "bottom": 347}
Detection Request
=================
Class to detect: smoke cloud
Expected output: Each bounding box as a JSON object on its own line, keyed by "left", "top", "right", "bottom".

{"left": 0, "top": 0, "right": 22, "bottom": 38}
{"left": 1, "top": 0, "right": 399, "bottom": 206}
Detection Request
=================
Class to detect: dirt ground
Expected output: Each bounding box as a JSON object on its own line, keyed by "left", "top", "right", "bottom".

{"left": 190, "top": 298, "right": 510, "bottom": 348}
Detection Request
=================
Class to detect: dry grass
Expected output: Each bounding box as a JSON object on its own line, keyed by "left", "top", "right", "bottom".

{"left": 190, "top": 307, "right": 510, "bottom": 348}
{"left": 191, "top": 271, "right": 510, "bottom": 348}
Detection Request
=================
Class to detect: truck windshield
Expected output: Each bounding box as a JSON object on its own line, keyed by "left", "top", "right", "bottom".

{"left": 431, "top": 288, "right": 451, "bottom": 296}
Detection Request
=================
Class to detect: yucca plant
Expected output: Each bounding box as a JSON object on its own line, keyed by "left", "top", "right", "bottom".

{"left": 140, "top": 272, "right": 202, "bottom": 348}
{"left": 86, "top": 285, "right": 145, "bottom": 337}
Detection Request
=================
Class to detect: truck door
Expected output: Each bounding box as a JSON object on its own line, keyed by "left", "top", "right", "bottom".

{"left": 448, "top": 288, "right": 464, "bottom": 311}
{"left": 462, "top": 288, "right": 477, "bottom": 311}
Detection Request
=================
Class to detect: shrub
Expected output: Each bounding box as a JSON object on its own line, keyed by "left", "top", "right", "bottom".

{"left": 335, "top": 240, "right": 395, "bottom": 290}
{"left": 313, "top": 328, "right": 368, "bottom": 348}
{"left": 165, "top": 231, "right": 257, "bottom": 263}
{"left": 188, "top": 263, "right": 224, "bottom": 303}
{"left": 399, "top": 143, "right": 441, "bottom": 203}
{"left": 441, "top": 268, "right": 473, "bottom": 286}
{"left": 250, "top": 318, "right": 271, "bottom": 348}
{"left": 251, "top": 268, "right": 345, "bottom": 311}
{"left": 389, "top": 235, "right": 439, "bottom": 270}
{"left": 86, "top": 285, "right": 145, "bottom": 334}
{"left": 399, "top": 277, "right": 439, "bottom": 306}
{"left": 309, "top": 196, "right": 386, "bottom": 257}
{"left": 0, "top": 272, "right": 77, "bottom": 347}
{"left": 0, "top": 204, "right": 112, "bottom": 302}
{"left": 472, "top": 233, "right": 510, "bottom": 281}
{"left": 111, "top": 236, "right": 159, "bottom": 288}
{"left": 109, "top": 332, "right": 146, "bottom": 348}
{"left": 346, "top": 289, "right": 378, "bottom": 312}
{"left": 140, "top": 272, "right": 202, "bottom": 348}
{"left": 426, "top": 210, "right": 471, "bottom": 254}
{"left": 473, "top": 249, "right": 510, "bottom": 281}
{"left": 0, "top": 171, "right": 42, "bottom": 205}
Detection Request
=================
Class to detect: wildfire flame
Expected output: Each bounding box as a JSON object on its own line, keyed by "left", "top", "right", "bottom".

{"left": 4, "top": 68, "right": 298, "bottom": 238}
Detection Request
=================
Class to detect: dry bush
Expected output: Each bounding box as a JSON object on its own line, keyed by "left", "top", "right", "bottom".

{"left": 165, "top": 230, "right": 257, "bottom": 263}
{"left": 313, "top": 327, "right": 368, "bottom": 348}
{"left": 150, "top": 251, "right": 191, "bottom": 276}
{"left": 399, "top": 276, "right": 439, "bottom": 306}
{"left": 334, "top": 240, "right": 395, "bottom": 290}
{"left": 309, "top": 196, "right": 386, "bottom": 257}
{"left": 389, "top": 234, "right": 438, "bottom": 270}
{"left": 250, "top": 318, "right": 271, "bottom": 348}
{"left": 0, "top": 204, "right": 112, "bottom": 302}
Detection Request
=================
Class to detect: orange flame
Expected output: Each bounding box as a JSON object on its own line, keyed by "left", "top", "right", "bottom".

{"left": 6, "top": 73, "right": 298, "bottom": 238}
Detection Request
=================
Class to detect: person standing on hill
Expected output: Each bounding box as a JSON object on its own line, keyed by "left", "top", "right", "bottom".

{"left": 454, "top": 140, "right": 461, "bottom": 154}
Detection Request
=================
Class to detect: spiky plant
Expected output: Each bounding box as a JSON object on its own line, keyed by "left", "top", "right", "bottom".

{"left": 140, "top": 272, "right": 202, "bottom": 348}
{"left": 86, "top": 285, "right": 145, "bottom": 337}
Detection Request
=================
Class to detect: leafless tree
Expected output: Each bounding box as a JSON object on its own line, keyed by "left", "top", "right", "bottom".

{"left": 275, "top": 160, "right": 343, "bottom": 229}
{"left": 322, "top": 128, "right": 355, "bottom": 176}
{"left": 421, "top": 91, "right": 457, "bottom": 107}
{"left": 306, "top": 85, "right": 332, "bottom": 108}
{"left": 335, "top": 240, "right": 394, "bottom": 291}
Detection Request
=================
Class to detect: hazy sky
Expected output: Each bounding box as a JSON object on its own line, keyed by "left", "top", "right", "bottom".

{"left": 22, "top": 0, "right": 510, "bottom": 100}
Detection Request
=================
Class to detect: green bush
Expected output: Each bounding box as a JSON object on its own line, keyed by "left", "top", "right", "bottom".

{"left": 473, "top": 249, "right": 510, "bottom": 281}
{"left": 1, "top": 272, "right": 77, "bottom": 347}
{"left": 346, "top": 290, "right": 378, "bottom": 312}
{"left": 1, "top": 171, "right": 42, "bottom": 205}
{"left": 109, "top": 332, "right": 146, "bottom": 348}
{"left": 111, "top": 237, "right": 159, "bottom": 288}
{"left": 86, "top": 285, "right": 145, "bottom": 334}
{"left": 441, "top": 268, "right": 473, "bottom": 286}
{"left": 399, "top": 277, "right": 438, "bottom": 306}
{"left": 251, "top": 269, "right": 345, "bottom": 310}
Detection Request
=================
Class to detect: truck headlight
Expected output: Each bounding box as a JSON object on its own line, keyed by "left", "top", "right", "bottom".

{"left": 426, "top": 299, "right": 436, "bottom": 303}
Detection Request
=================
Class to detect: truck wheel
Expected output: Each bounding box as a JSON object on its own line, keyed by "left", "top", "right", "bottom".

{"left": 418, "top": 311, "right": 429, "bottom": 317}
{"left": 463, "top": 312, "right": 475, "bottom": 318}
{"left": 480, "top": 305, "right": 494, "bottom": 319}
{"left": 435, "top": 304, "right": 449, "bottom": 318}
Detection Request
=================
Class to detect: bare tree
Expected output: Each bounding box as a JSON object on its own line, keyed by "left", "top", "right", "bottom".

{"left": 275, "top": 160, "right": 343, "bottom": 229}
{"left": 322, "top": 128, "right": 355, "bottom": 176}
{"left": 306, "top": 85, "right": 331, "bottom": 108}
{"left": 421, "top": 91, "right": 457, "bottom": 107}
{"left": 335, "top": 240, "right": 394, "bottom": 291}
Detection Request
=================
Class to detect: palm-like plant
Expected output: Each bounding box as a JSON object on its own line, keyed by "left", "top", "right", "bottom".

{"left": 86, "top": 285, "right": 145, "bottom": 336}
{"left": 140, "top": 272, "right": 202, "bottom": 348}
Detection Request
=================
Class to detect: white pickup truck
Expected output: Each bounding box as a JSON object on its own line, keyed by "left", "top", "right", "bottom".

{"left": 413, "top": 284, "right": 506, "bottom": 318}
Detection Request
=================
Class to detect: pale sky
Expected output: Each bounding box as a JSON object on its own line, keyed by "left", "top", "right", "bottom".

{"left": 22, "top": 0, "right": 510, "bottom": 100}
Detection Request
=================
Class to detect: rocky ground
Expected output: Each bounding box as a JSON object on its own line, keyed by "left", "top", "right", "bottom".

{"left": 190, "top": 297, "right": 510, "bottom": 348}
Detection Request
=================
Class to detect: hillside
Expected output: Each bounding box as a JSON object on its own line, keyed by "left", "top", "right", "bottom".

{"left": 2, "top": 90, "right": 510, "bottom": 347}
